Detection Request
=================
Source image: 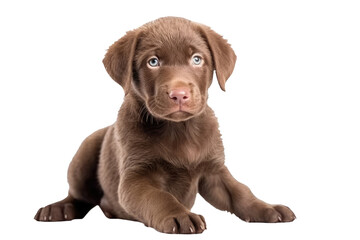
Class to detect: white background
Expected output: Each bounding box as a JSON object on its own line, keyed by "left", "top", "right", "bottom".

{"left": 1, "top": 0, "right": 359, "bottom": 239}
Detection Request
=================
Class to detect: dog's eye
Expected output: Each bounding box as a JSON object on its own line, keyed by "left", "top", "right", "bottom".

{"left": 192, "top": 56, "right": 202, "bottom": 65}
{"left": 148, "top": 57, "right": 160, "bottom": 67}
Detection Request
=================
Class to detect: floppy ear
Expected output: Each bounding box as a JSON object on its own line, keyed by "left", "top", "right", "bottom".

{"left": 103, "top": 30, "right": 138, "bottom": 93}
{"left": 198, "top": 25, "right": 237, "bottom": 91}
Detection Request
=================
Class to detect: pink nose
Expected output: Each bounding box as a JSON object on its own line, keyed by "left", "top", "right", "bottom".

{"left": 168, "top": 89, "right": 190, "bottom": 105}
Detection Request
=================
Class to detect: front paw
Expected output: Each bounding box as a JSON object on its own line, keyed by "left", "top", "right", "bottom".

{"left": 239, "top": 202, "right": 296, "bottom": 223}
{"left": 158, "top": 211, "right": 206, "bottom": 234}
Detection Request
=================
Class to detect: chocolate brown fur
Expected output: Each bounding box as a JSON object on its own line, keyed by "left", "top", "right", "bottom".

{"left": 35, "top": 17, "right": 295, "bottom": 234}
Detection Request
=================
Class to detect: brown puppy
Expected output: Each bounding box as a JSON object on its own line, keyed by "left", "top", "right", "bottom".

{"left": 34, "top": 17, "right": 295, "bottom": 234}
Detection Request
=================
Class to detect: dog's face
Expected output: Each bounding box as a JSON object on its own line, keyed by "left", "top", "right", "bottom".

{"left": 103, "top": 17, "right": 236, "bottom": 122}
{"left": 132, "top": 22, "right": 214, "bottom": 122}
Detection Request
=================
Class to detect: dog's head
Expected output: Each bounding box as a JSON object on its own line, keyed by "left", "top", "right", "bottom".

{"left": 103, "top": 17, "right": 236, "bottom": 122}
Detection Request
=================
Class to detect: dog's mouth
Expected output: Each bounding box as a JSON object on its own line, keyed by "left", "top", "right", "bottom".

{"left": 145, "top": 99, "right": 204, "bottom": 122}
{"left": 147, "top": 107, "right": 196, "bottom": 122}
{"left": 164, "top": 110, "right": 194, "bottom": 122}
{"left": 142, "top": 85, "right": 207, "bottom": 122}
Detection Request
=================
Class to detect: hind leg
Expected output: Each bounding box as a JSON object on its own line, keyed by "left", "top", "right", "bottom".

{"left": 34, "top": 127, "right": 109, "bottom": 221}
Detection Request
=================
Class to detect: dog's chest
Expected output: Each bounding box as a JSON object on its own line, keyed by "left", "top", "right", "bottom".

{"left": 157, "top": 136, "right": 209, "bottom": 167}
{"left": 152, "top": 125, "right": 213, "bottom": 166}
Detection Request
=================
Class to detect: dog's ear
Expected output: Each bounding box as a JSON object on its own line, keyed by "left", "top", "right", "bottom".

{"left": 198, "top": 25, "right": 237, "bottom": 91}
{"left": 103, "top": 30, "right": 138, "bottom": 93}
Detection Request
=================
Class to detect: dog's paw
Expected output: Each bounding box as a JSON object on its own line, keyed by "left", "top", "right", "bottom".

{"left": 34, "top": 203, "right": 77, "bottom": 221}
{"left": 239, "top": 202, "right": 296, "bottom": 223}
{"left": 159, "top": 212, "right": 206, "bottom": 234}
{"left": 34, "top": 197, "right": 94, "bottom": 222}
{"left": 271, "top": 204, "right": 296, "bottom": 222}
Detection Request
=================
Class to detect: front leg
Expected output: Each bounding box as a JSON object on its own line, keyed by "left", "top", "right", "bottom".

{"left": 119, "top": 172, "right": 206, "bottom": 234}
{"left": 199, "top": 166, "right": 296, "bottom": 223}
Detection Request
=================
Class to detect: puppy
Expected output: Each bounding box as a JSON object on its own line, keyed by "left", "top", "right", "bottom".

{"left": 35, "top": 17, "right": 295, "bottom": 234}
